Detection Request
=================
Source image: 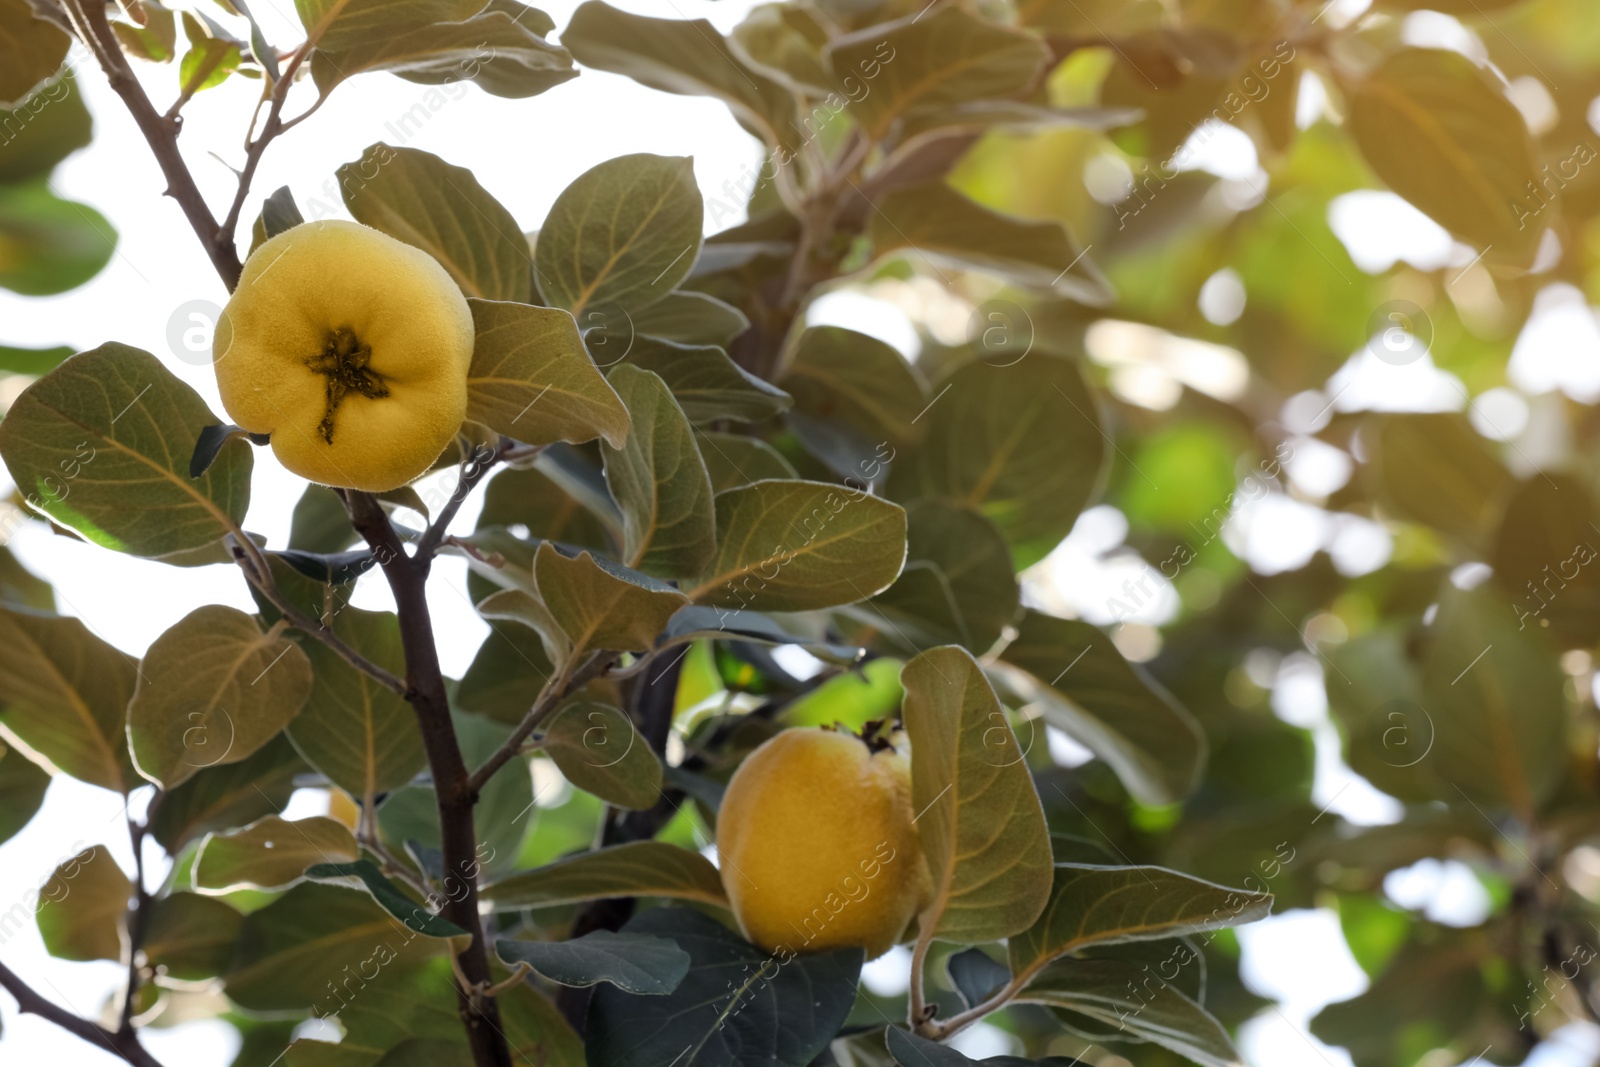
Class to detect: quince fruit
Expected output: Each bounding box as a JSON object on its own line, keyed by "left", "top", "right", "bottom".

{"left": 716, "top": 726, "right": 927, "bottom": 959}
{"left": 213, "top": 220, "right": 473, "bottom": 491}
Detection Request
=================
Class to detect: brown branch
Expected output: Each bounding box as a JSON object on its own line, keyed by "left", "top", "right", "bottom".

{"left": 218, "top": 42, "right": 313, "bottom": 244}
{"left": 415, "top": 439, "right": 510, "bottom": 561}
{"left": 0, "top": 960, "right": 167, "bottom": 1067}
{"left": 118, "top": 814, "right": 151, "bottom": 1034}
{"left": 467, "top": 650, "right": 616, "bottom": 795}
{"left": 341, "top": 490, "right": 511, "bottom": 1067}
{"left": 61, "top": 0, "right": 243, "bottom": 288}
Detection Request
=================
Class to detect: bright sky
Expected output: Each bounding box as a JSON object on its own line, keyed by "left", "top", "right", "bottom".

{"left": 3, "top": 2, "right": 1599, "bottom": 1064}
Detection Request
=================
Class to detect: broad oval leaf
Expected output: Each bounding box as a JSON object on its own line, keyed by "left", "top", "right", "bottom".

{"left": 477, "top": 586, "right": 572, "bottom": 668}
{"left": 891, "top": 354, "right": 1107, "bottom": 568}
{"left": 562, "top": 1, "right": 797, "bottom": 151}
{"left": 1489, "top": 473, "right": 1600, "bottom": 648}
{"left": 868, "top": 183, "right": 1110, "bottom": 304}
{"left": 902, "top": 646, "right": 1053, "bottom": 944}
{"left": 0, "top": 181, "right": 116, "bottom": 296}
{"left": 0, "top": 742, "right": 49, "bottom": 846}
{"left": 466, "top": 298, "right": 630, "bottom": 448}
{"left": 627, "top": 336, "right": 792, "bottom": 425}
{"left": 1364, "top": 412, "right": 1513, "bottom": 554}
{"left": 535, "top": 542, "right": 688, "bottom": 655}
{"left": 1007, "top": 863, "right": 1273, "bottom": 982}
{"left": 225, "top": 881, "right": 441, "bottom": 1011}
{"left": 535, "top": 153, "right": 703, "bottom": 317}
{"left": 688, "top": 480, "right": 908, "bottom": 612}
{"left": 822, "top": 5, "right": 1049, "bottom": 140}
{"left": 0, "top": 0, "right": 70, "bottom": 107}
{"left": 1015, "top": 959, "right": 1244, "bottom": 1067}
{"left": 36, "top": 844, "right": 129, "bottom": 962}
{"left": 194, "top": 815, "right": 360, "bottom": 892}
{"left": 1351, "top": 48, "right": 1541, "bottom": 256}
{"left": 1422, "top": 584, "right": 1567, "bottom": 816}
{"left": 996, "top": 610, "right": 1204, "bottom": 806}
{"left": 496, "top": 929, "right": 690, "bottom": 994}
{"left": 602, "top": 364, "right": 718, "bottom": 578}
{"left": 127, "top": 605, "right": 314, "bottom": 790}
{"left": 339, "top": 143, "right": 531, "bottom": 301}
{"left": 306, "top": 859, "right": 468, "bottom": 938}
{"left": 150, "top": 734, "right": 305, "bottom": 852}
{"left": 696, "top": 431, "right": 798, "bottom": 491}
{"left": 287, "top": 606, "right": 425, "bottom": 801}
{"left": 585, "top": 907, "right": 861, "bottom": 1067}
{"left": 632, "top": 290, "right": 750, "bottom": 347}
{"left": 0, "top": 604, "right": 137, "bottom": 793}
{"left": 541, "top": 700, "right": 663, "bottom": 810}
{"left": 480, "top": 841, "right": 728, "bottom": 909}
{"left": 781, "top": 326, "right": 929, "bottom": 447}
{"left": 143, "top": 891, "right": 243, "bottom": 981}
{"left": 0, "top": 343, "right": 251, "bottom": 557}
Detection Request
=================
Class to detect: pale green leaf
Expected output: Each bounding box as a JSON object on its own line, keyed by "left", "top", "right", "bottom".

{"left": 127, "top": 605, "right": 314, "bottom": 790}
{"left": 535, "top": 152, "right": 703, "bottom": 317}
{"left": 0, "top": 0, "right": 70, "bottom": 106}
{"left": 627, "top": 336, "right": 791, "bottom": 424}
{"left": 902, "top": 645, "right": 1053, "bottom": 944}
{"left": 602, "top": 364, "right": 717, "bottom": 578}
{"left": 541, "top": 700, "right": 663, "bottom": 810}
{"left": 781, "top": 326, "right": 929, "bottom": 447}
{"left": 695, "top": 430, "right": 797, "bottom": 491}
{"left": 688, "top": 479, "right": 907, "bottom": 612}
{"left": 313, "top": 9, "right": 575, "bottom": 99}
{"left": 143, "top": 892, "right": 243, "bottom": 980}
{"left": 632, "top": 289, "right": 750, "bottom": 347}
{"left": 495, "top": 930, "right": 689, "bottom": 993}
{"left": 533, "top": 542, "right": 688, "bottom": 655}
{"left": 194, "top": 815, "right": 360, "bottom": 892}
{"left": 466, "top": 298, "right": 630, "bottom": 448}
{"left": 0, "top": 742, "right": 48, "bottom": 846}
{"left": 36, "top": 844, "right": 128, "bottom": 962}
{"left": 480, "top": 841, "right": 728, "bottom": 909}
{"left": 476, "top": 586, "right": 572, "bottom": 669}
{"left": 0, "top": 343, "right": 252, "bottom": 556}
{"left": 149, "top": 734, "right": 304, "bottom": 852}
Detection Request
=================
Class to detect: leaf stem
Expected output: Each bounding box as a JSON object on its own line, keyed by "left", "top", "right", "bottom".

{"left": 415, "top": 439, "right": 511, "bottom": 561}
{"left": 0, "top": 960, "right": 167, "bottom": 1067}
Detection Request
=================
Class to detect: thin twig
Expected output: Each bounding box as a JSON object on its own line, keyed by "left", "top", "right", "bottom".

{"left": 118, "top": 814, "right": 151, "bottom": 1034}
{"left": 467, "top": 650, "right": 616, "bottom": 794}
{"left": 0, "top": 960, "right": 167, "bottom": 1067}
{"left": 415, "top": 439, "right": 510, "bottom": 560}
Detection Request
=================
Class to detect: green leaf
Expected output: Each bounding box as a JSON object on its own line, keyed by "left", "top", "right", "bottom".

{"left": 127, "top": 605, "right": 314, "bottom": 790}
{"left": 288, "top": 606, "right": 425, "bottom": 800}
{"left": 0, "top": 70, "right": 92, "bottom": 183}
{"left": 730, "top": 3, "right": 830, "bottom": 93}
{"left": 1325, "top": 631, "right": 1445, "bottom": 805}
{"left": 290, "top": 484, "right": 359, "bottom": 553}
{"left": 339, "top": 143, "right": 530, "bottom": 301}
{"left": 997, "top": 611, "right": 1205, "bottom": 806}
{"left": 0, "top": 742, "right": 48, "bottom": 846}
{"left": 869, "top": 182, "right": 1109, "bottom": 303}
{"left": 143, "top": 892, "right": 243, "bottom": 981}
{"left": 602, "top": 364, "right": 717, "bottom": 578}
{"left": 1015, "top": 959, "right": 1243, "bottom": 1067}
{"left": 479, "top": 466, "right": 614, "bottom": 550}
{"left": 313, "top": 8, "right": 575, "bottom": 99}
{"left": 627, "top": 336, "right": 792, "bottom": 425}
{"left": 562, "top": 1, "right": 797, "bottom": 151}
{"left": 480, "top": 840, "right": 728, "bottom": 909}
{"left": 0, "top": 544, "right": 53, "bottom": 612}
{"left": 1422, "top": 585, "right": 1567, "bottom": 816}
{"left": 890, "top": 355, "right": 1105, "bottom": 568}
{"left": 0, "top": 0, "right": 70, "bottom": 106}
{"left": 1489, "top": 473, "right": 1600, "bottom": 648}
{"left": 1007, "top": 863, "right": 1272, "bottom": 983}
{"left": 586, "top": 908, "right": 861, "bottom": 1067}
{"left": 541, "top": 700, "right": 663, "bottom": 810}
{"left": 822, "top": 5, "right": 1049, "bottom": 140}
{"left": 478, "top": 586, "right": 571, "bottom": 667}
{"left": 496, "top": 930, "right": 689, "bottom": 994}
{"left": 0, "top": 344, "right": 74, "bottom": 375}
{"left": 0, "top": 605, "right": 137, "bottom": 793}
{"left": 689, "top": 479, "right": 907, "bottom": 612}
{"left": 1351, "top": 48, "right": 1541, "bottom": 256}
{"left": 306, "top": 859, "right": 468, "bottom": 938}
{"left": 534, "top": 542, "right": 688, "bottom": 655}
{"left": 902, "top": 646, "right": 1052, "bottom": 944}
{"left": 781, "top": 327, "right": 929, "bottom": 448}
{"left": 0, "top": 344, "right": 252, "bottom": 556}
{"left": 179, "top": 12, "right": 241, "bottom": 95}
{"left": 465, "top": 298, "right": 630, "bottom": 448}
{"left": 225, "top": 882, "right": 441, "bottom": 1011}
{"left": 884, "top": 1028, "right": 1083, "bottom": 1067}
{"left": 632, "top": 290, "right": 749, "bottom": 347}
{"left": 36, "top": 845, "right": 128, "bottom": 962}
{"left": 195, "top": 815, "right": 361, "bottom": 892}
{"left": 112, "top": 1, "right": 177, "bottom": 62}
{"left": 457, "top": 616, "right": 555, "bottom": 724}
{"left": 1364, "top": 413, "right": 1512, "bottom": 554}
{"left": 945, "top": 947, "right": 1010, "bottom": 1010}
{"left": 149, "top": 734, "right": 304, "bottom": 852}
{"left": 0, "top": 181, "right": 116, "bottom": 295}
{"left": 695, "top": 431, "right": 798, "bottom": 491}
{"left": 535, "top": 153, "right": 703, "bottom": 317}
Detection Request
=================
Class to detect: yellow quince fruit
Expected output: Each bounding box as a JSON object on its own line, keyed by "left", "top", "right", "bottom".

{"left": 716, "top": 726, "right": 929, "bottom": 959}
{"left": 213, "top": 220, "right": 474, "bottom": 491}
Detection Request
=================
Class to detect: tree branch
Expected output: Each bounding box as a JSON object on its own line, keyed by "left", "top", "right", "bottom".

{"left": 118, "top": 813, "right": 151, "bottom": 1034}
{"left": 0, "top": 960, "right": 167, "bottom": 1067}
{"left": 341, "top": 490, "right": 511, "bottom": 1067}
{"left": 467, "top": 650, "right": 616, "bottom": 795}
{"left": 415, "top": 440, "right": 510, "bottom": 561}
{"left": 60, "top": 0, "right": 243, "bottom": 289}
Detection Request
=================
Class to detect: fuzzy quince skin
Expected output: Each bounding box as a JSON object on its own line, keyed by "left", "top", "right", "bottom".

{"left": 716, "top": 727, "right": 928, "bottom": 959}
{"left": 213, "top": 219, "right": 474, "bottom": 492}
